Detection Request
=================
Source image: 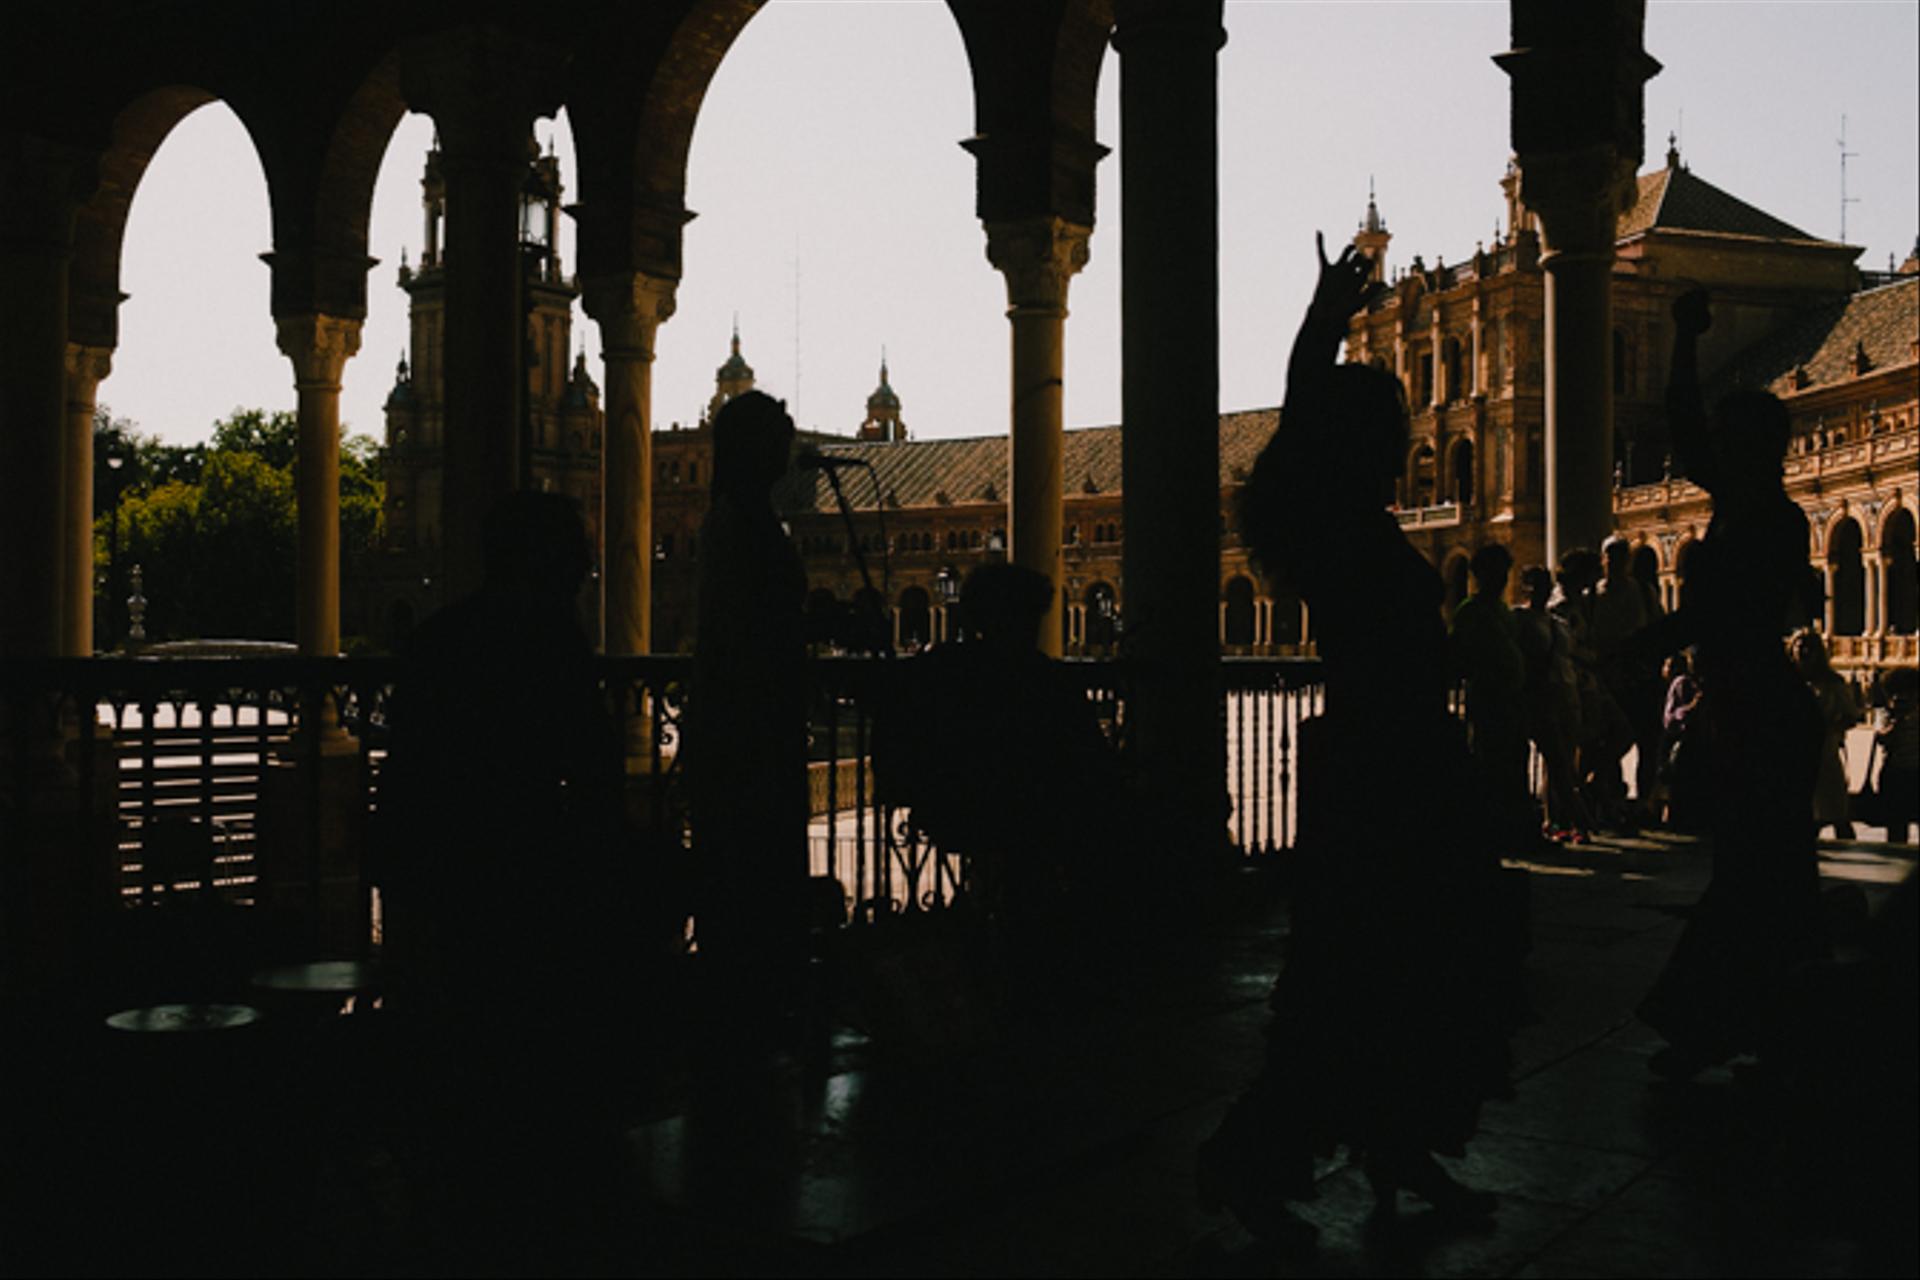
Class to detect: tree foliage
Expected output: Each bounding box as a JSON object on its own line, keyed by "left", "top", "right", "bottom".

{"left": 94, "top": 406, "right": 385, "bottom": 645}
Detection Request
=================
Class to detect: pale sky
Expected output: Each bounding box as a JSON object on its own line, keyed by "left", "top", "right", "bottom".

{"left": 109, "top": 0, "right": 1920, "bottom": 449}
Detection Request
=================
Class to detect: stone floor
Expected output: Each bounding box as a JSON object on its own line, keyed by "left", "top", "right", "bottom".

{"left": 3, "top": 830, "right": 1914, "bottom": 1277}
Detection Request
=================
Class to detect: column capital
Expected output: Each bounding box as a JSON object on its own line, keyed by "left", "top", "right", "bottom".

{"left": 984, "top": 216, "right": 1091, "bottom": 316}
{"left": 62, "top": 342, "right": 113, "bottom": 392}
{"left": 1517, "top": 144, "right": 1635, "bottom": 259}
{"left": 581, "top": 272, "right": 679, "bottom": 355}
{"left": 275, "top": 314, "right": 363, "bottom": 390}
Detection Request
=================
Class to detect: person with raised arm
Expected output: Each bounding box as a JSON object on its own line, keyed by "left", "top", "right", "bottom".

{"left": 1197, "top": 237, "right": 1518, "bottom": 1243}
{"left": 1632, "top": 288, "right": 1826, "bottom": 1079}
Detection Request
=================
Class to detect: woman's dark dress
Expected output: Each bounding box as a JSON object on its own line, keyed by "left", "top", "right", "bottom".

{"left": 1214, "top": 420, "right": 1517, "bottom": 1186}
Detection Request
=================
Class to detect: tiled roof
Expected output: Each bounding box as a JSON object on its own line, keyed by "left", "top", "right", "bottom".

{"left": 1616, "top": 162, "right": 1825, "bottom": 244}
{"left": 775, "top": 408, "right": 1280, "bottom": 514}
{"left": 1708, "top": 276, "right": 1919, "bottom": 401}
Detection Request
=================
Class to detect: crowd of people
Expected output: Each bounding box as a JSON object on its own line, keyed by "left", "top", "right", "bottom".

{"left": 366, "top": 244, "right": 1916, "bottom": 1262}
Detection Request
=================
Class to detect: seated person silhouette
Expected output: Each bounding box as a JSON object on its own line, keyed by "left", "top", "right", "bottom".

{"left": 879, "top": 563, "right": 1132, "bottom": 941}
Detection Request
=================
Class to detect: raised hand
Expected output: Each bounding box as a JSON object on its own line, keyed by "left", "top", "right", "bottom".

{"left": 1309, "top": 231, "right": 1380, "bottom": 323}
{"left": 1672, "top": 287, "right": 1712, "bottom": 339}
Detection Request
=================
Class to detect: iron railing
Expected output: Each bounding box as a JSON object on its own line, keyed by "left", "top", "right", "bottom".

{"left": 2, "top": 654, "right": 1329, "bottom": 951}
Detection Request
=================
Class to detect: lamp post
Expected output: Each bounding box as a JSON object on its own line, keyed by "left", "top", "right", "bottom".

{"left": 103, "top": 452, "right": 126, "bottom": 650}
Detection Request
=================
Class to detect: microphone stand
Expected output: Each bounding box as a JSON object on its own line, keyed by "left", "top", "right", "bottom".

{"left": 818, "top": 462, "right": 892, "bottom": 658}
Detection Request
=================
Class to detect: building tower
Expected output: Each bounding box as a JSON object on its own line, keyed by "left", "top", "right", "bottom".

{"left": 375, "top": 135, "right": 603, "bottom": 642}
{"left": 1353, "top": 180, "right": 1391, "bottom": 282}
{"left": 704, "top": 320, "right": 755, "bottom": 422}
{"left": 857, "top": 351, "right": 907, "bottom": 442}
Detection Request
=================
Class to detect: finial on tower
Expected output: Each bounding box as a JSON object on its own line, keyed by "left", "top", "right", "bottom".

{"left": 1666, "top": 132, "right": 1681, "bottom": 169}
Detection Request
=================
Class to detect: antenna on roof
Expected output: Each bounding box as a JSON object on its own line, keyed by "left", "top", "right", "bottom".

{"left": 1838, "top": 113, "right": 1860, "bottom": 243}
{"left": 792, "top": 240, "right": 802, "bottom": 426}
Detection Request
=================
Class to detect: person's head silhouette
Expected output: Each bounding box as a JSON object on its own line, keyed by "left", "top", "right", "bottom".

{"left": 1521, "top": 565, "right": 1554, "bottom": 609}
{"left": 710, "top": 390, "right": 795, "bottom": 500}
{"left": 1326, "top": 363, "right": 1412, "bottom": 502}
{"left": 482, "top": 490, "right": 591, "bottom": 607}
{"left": 1710, "top": 390, "right": 1791, "bottom": 495}
{"left": 959, "top": 562, "right": 1053, "bottom": 655}
{"left": 1469, "top": 543, "right": 1513, "bottom": 599}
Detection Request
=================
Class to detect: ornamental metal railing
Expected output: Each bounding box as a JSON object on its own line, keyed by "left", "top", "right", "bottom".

{"left": 1, "top": 654, "right": 1329, "bottom": 959}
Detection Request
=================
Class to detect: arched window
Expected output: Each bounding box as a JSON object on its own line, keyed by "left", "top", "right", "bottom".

{"left": 1085, "top": 581, "right": 1118, "bottom": 652}
{"left": 1449, "top": 437, "right": 1475, "bottom": 506}
{"left": 1270, "top": 585, "right": 1304, "bottom": 648}
{"left": 1443, "top": 336, "right": 1465, "bottom": 403}
{"left": 1829, "top": 517, "right": 1865, "bottom": 636}
{"left": 899, "top": 586, "right": 931, "bottom": 650}
{"left": 1882, "top": 508, "right": 1917, "bottom": 635}
{"left": 1410, "top": 442, "right": 1437, "bottom": 507}
{"left": 1223, "top": 576, "right": 1255, "bottom": 648}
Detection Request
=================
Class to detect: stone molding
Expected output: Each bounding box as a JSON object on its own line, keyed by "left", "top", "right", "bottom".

{"left": 582, "top": 273, "right": 679, "bottom": 357}
{"left": 62, "top": 343, "right": 113, "bottom": 401}
{"left": 275, "top": 314, "right": 363, "bottom": 390}
{"left": 984, "top": 216, "right": 1091, "bottom": 316}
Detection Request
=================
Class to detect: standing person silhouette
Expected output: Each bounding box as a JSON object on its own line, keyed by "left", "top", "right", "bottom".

{"left": 1197, "top": 236, "right": 1514, "bottom": 1241}
{"left": 378, "top": 490, "right": 630, "bottom": 1271}
{"left": 1634, "top": 288, "right": 1825, "bottom": 1079}
{"left": 686, "top": 390, "right": 810, "bottom": 1036}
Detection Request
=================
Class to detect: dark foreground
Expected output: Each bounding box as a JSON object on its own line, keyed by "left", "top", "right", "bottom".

{"left": 4, "top": 831, "right": 1914, "bottom": 1278}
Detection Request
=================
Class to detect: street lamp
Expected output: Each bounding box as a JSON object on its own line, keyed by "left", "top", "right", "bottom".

{"left": 104, "top": 452, "right": 126, "bottom": 650}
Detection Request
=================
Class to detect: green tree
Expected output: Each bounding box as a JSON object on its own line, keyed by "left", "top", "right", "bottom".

{"left": 92, "top": 407, "right": 386, "bottom": 645}
{"left": 208, "top": 407, "right": 299, "bottom": 472}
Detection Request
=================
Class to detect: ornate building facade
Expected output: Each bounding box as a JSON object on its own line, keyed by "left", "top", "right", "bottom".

{"left": 1346, "top": 144, "right": 1917, "bottom": 675}
{"left": 373, "top": 140, "right": 607, "bottom": 643}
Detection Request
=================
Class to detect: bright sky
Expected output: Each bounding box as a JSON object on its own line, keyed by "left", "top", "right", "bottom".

{"left": 109, "top": 0, "right": 1920, "bottom": 449}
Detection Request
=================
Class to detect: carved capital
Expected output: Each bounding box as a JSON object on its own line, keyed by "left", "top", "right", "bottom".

{"left": 984, "top": 217, "right": 1091, "bottom": 315}
{"left": 62, "top": 343, "right": 113, "bottom": 398}
{"left": 1517, "top": 145, "right": 1636, "bottom": 258}
{"left": 581, "top": 272, "right": 679, "bottom": 357}
{"left": 275, "top": 314, "right": 363, "bottom": 389}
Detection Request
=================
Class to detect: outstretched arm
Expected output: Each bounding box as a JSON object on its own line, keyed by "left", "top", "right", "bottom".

{"left": 1283, "top": 232, "right": 1380, "bottom": 421}
{"left": 1667, "top": 288, "right": 1716, "bottom": 493}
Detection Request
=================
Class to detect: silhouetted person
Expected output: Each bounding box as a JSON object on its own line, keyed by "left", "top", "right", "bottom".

{"left": 879, "top": 563, "right": 1136, "bottom": 948}
{"left": 1449, "top": 542, "right": 1529, "bottom": 843}
{"left": 1872, "top": 667, "right": 1919, "bottom": 843}
{"left": 686, "top": 390, "right": 810, "bottom": 1030}
{"left": 1516, "top": 565, "right": 1590, "bottom": 841}
{"left": 1592, "top": 534, "right": 1666, "bottom": 820}
{"left": 1198, "top": 237, "right": 1514, "bottom": 1242}
{"left": 1634, "top": 289, "right": 1825, "bottom": 1079}
{"left": 1552, "top": 548, "right": 1633, "bottom": 828}
{"left": 379, "top": 489, "right": 629, "bottom": 1272}
{"left": 1660, "top": 651, "right": 1707, "bottom": 833}
{"left": 1792, "top": 628, "right": 1858, "bottom": 840}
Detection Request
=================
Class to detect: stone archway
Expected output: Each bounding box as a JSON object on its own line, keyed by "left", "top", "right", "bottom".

{"left": 1222, "top": 575, "right": 1255, "bottom": 649}
{"left": 1881, "top": 507, "right": 1917, "bottom": 635}
{"left": 1829, "top": 516, "right": 1865, "bottom": 636}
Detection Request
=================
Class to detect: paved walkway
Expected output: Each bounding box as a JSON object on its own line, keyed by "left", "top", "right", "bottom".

{"left": 621, "top": 831, "right": 1915, "bottom": 1277}
{"left": 4, "top": 831, "right": 1911, "bottom": 1276}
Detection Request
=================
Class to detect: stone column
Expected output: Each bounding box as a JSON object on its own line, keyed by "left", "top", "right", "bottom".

{"left": 276, "top": 315, "right": 361, "bottom": 659}
{"left": 1523, "top": 149, "right": 1623, "bottom": 561}
{"left": 583, "top": 273, "right": 677, "bottom": 656}
{"left": 61, "top": 344, "right": 111, "bottom": 656}
{"left": 1865, "top": 551, "right": 1885, "bottom": 636}
{"left": 0, "top": 138, "right": 86, "bottom": 661}
{"left": 1429, "top": 309, "right": 1445, "bottom": 409}
{"left": 984, "top": 217, "right": 1088, "bottom": 658}
{"left": 1115, "top": 0, "right": 1228, "bottom": 856}
{"left": 402, "top": 32, "right": 565, "bottom": 600}
{"left": 1499, "top": 14, "right": 1658, "bottom": 561}
{"left": 1470, "top": 295, "right": 1485, "bottom": 397}
{"left": 1823, "top": 562, "right": 1838, "bottom": 634}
